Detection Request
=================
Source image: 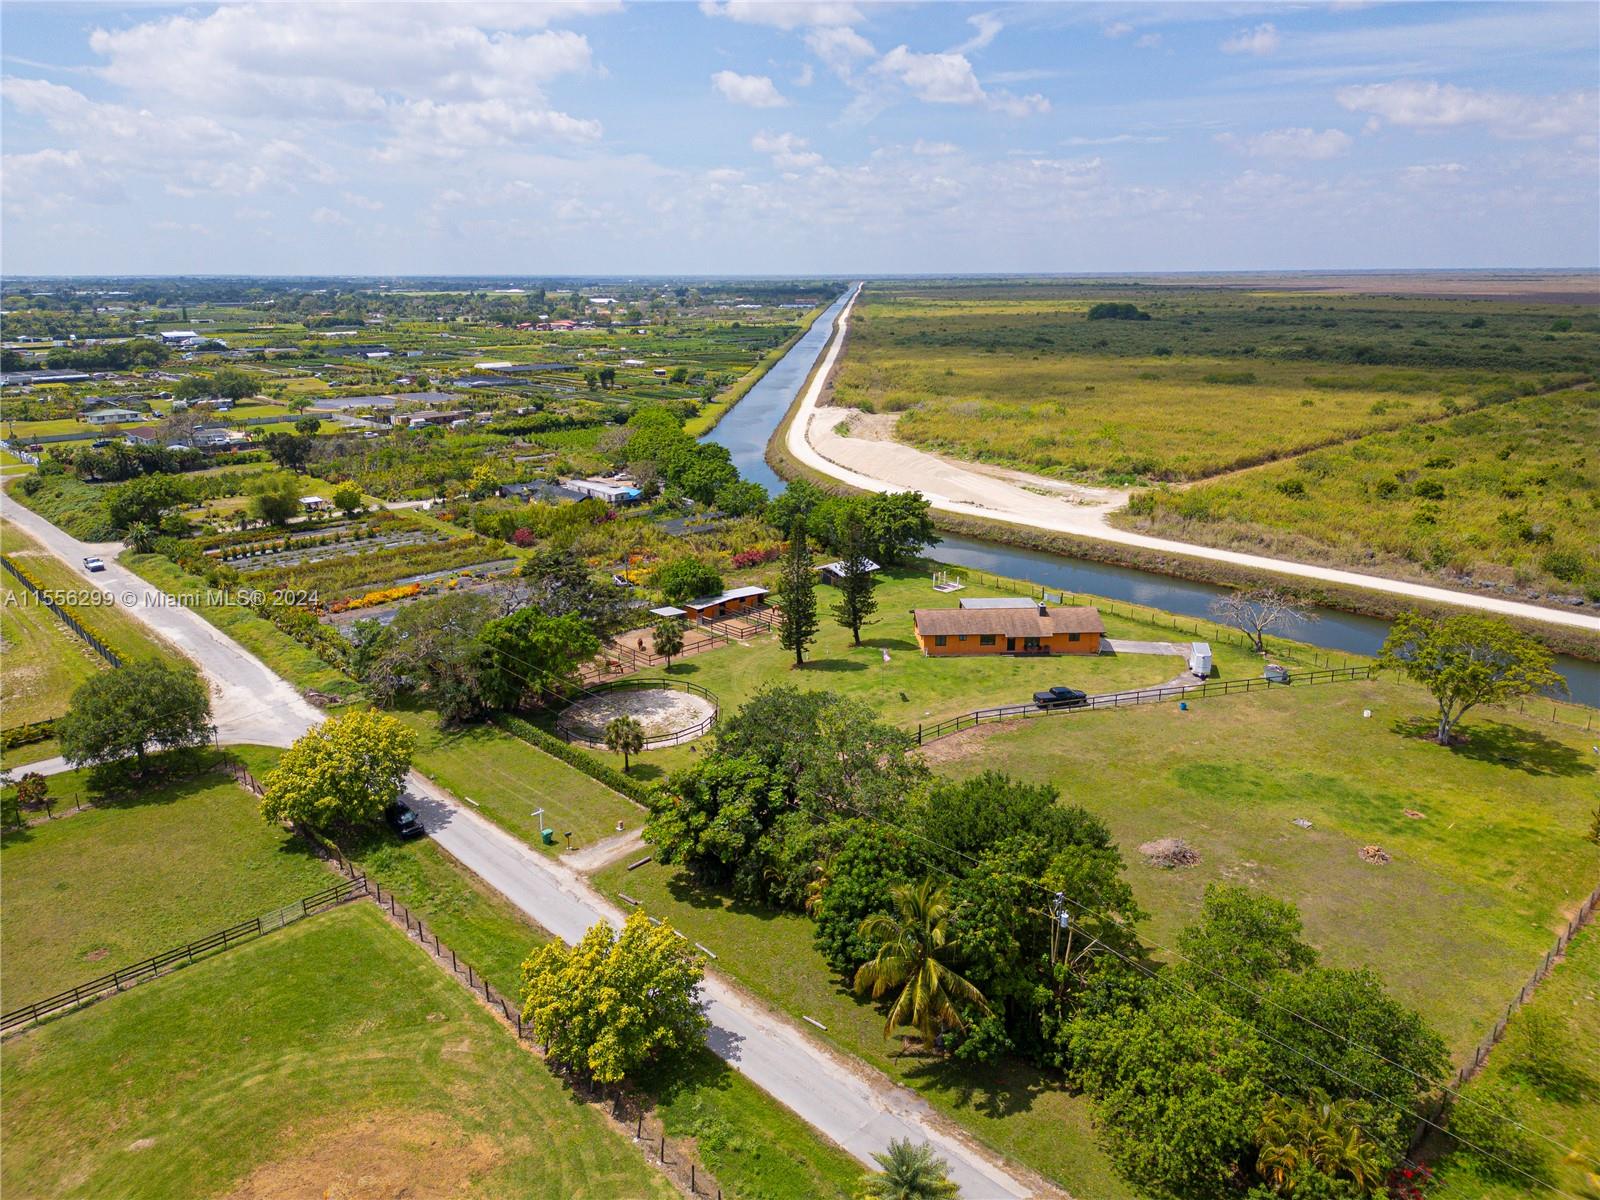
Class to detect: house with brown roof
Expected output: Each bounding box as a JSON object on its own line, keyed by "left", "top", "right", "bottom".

{"left": 912, "top": 602, "right": 1104, "bottom": 657}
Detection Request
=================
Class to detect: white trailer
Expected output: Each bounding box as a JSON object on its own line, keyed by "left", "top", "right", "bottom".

{"left": 1189, "top": 642, "right": 1213, "bottom": 678}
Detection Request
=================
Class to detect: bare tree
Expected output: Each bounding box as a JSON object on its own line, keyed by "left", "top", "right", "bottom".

{"left": 1208, "top": 587, "right": 1316, "bottom": 655}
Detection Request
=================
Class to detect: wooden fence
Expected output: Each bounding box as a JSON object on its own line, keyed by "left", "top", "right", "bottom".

{"left": 555, "top": 676, "right": 720, "bottom": 750}
{"left": 1, "top": 877, "right": 363, "bottom": 1031}
{"left": 916, "top": 664, "right": 1377, "bottom": 745}
{"left": 0, "top": 555, "right": 122, "bottom": 667}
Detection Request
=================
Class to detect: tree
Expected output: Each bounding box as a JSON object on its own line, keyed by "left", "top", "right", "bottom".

{"left": 16, "top": 772, "right": 52, "bottom": 819}
{"left": 57, "top": 660, "right": 212, "bottom": 772}
{"left": 248, "top": 472, "right": 302, "bottom": 526}
{"left": 645, "top": 755, "right": 785, "bottom": 895}
{"left": 776, "top": 520, "right": 818, "bottom": 668}
{"left": 1175, "top": 884, "right": 1318, "bottom": 1003}
{"left": 831, "top": 512, "right": 879, "bottom": 645}
{"left": 854, "top": 877, "right": 991, "bottom": 1045}
{"left": 605, "top": 715, "right": 645, "bottom": 773}
{"left": 262, "top": 431, "right": 314, "bottom": 473}
{"left": 259, "top": 710, "right": 416, "bottom": 832}
{"left": 1379, "top": 611, "right": 1563, "bottom": 745}
{"left": 813, "top": 824, "right": 919, "bottom": 972}
{"left": 107, "top": 474, "right": 189, "bottom": 531}
{"left": 467, "top": 462, "right": 500, "bottom": 500}
{"left": 1255, "top": 1090, "right": 1388, "bottom": 1197}
{"left": 857, "top": 491, "right": 938, "bottom": 566}
{"left": 1209, "top": 587, "right": 1316, "bottom": 655}
{"left": 514, "top": 547, "right": 633, "bottom": 634}
{"left": 366, "top": 592, "right": 494, "bottom": 722}
{"left": 476, "top": 608, "right": 599, "bottom": 711}
{"left": 124, "top": 521, "right": 158, "bottom": 553}
{"left": 653, "top": 557, "right": 723, "bottom": 605}
{"left": 293, "top": 415, "right": 322, "bottom": 436}
{"left": 715, "top": 478, "right": 768, "bottom": 517}
{"left": 652, "top": 616, "right": 687, "bottom": 667}
{"left": 332, "top": 483, "right": 364, "bottom": 516}
{"left": 520, "top": 910, "right": 708, "bottom": 1085}
{"left": 860, "top": 1139, "right": 961, "bottom": 1200}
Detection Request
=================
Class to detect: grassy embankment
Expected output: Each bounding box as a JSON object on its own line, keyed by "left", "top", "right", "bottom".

{"left": 0, "top": 904, "right": 681, "bottom": 1200}
{"left": 684, "top": 299, "right": 832, "bottom": 437}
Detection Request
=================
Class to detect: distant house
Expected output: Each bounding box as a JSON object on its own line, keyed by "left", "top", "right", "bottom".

{"left": 0, "top": 369, "right": 92, "bottom": 387}
{"left": 397, "top": 409, "right": 471, "bottom": 428}
{"left": 84, "top": 407, "right": 145, "bottom": 426}
{"left": 121, "top": 426, "right": 162, "bottom": 446}
{"left": 912, "top": 603, "right": 1104, "bottom": 657}
{"left": 158, "top": 329, "right": 200, "bottom": 344}
{"left": 815, "top": 558, "right": 880, "bottom": 586}
{"left": 566, "top": 478, "right": 643, "bottom": 505}
{"left": 300, "top": 495, "right": 329, "bottom": 512}
{"left": 682, "top": 585, "right": 769, "bottom": 623}
{"left": 193, "top": 425, "right": 248, "bottom": 449}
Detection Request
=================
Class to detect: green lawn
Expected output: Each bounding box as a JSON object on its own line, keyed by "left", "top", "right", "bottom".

{"left": 932, "top": 674, "right": 1600, "bottom": 1055}
{"left": 119, "top": 549, "right": 358, "bottom": 697}
{"left": 595, "top": 856, "right": 1135, "bottom": 1200}
{"left": 1432, "top": 924, "right": 1600, "bottom": 1199}
{"left": 0, "top": 754, "right": 332, "bottom": 1005}
{"left": 0, "top": 576, "right": 103, "bottom": 728}
{"left": 0, "top": 904, "right": 678, "bottom": 1200}
{"left": 389, "top": 705, "right": 644, "bottom": 856}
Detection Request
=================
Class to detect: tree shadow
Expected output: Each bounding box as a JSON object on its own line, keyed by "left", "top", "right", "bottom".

{"left": 802, "top": 659, "right": 868, "bottom": 673}
{"left": 662, "top": 662, "right": 700, "bottom": 676}
{"left": 861, "top": 636, "right": 918, "bottom": 651}
{"left": 1389, "top": 716, "right": 1592, "bottom": 778}
{"left": 626, "top": 762, "right": 668, "bottom": 784}
{"left": 664, "top": 871, "right": 787, "bottom": 922}
{"left": 902, "top": 1054, "right": 1059, "bottom": 1122}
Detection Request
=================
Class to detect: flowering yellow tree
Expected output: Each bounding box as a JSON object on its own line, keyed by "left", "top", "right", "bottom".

{"left": 260, "top": 710, "right": 415, "bottom": 831}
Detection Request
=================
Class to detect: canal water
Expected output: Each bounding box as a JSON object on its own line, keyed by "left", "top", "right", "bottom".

{"left": 703, "top": 291, "right": 1599, "bottom": 707}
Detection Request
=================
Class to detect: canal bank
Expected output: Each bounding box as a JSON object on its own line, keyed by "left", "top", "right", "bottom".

{"left": 701, "top": 286, "right": 1600, "bottom": 705}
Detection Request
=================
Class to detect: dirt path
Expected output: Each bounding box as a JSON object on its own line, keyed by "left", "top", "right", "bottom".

{"left": 787, "top": 288, "right": 1598, "bottom": 635}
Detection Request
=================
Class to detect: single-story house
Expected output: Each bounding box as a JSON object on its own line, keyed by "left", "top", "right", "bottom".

{"left": 567, "top": 478, "right": 643, "bottom": 505}
{"left": 159, "top": 329, "right": 200, "bottom": 344}
{"left": 121, "top": 426, "right": 162, "bottom": 445}
{"left": 912, "top": 603, "right": 1104, "bottom": 657}
{"left": 84, "top": 407, "right": 145, "bottom": 426}
{"left": 397, "top": 409, "right": 471, "bottom": 428}
{"left": 682, "top": 585, "right": 769, "bottom": 622}
{"left": 816, "top": 558, "right": 880, "bottom": 585}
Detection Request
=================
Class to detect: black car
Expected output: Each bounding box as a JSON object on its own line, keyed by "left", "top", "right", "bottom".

{"left": 385, "top": 800, "right": 425, "bottom": 839}
{"left": 1033, "top": 686, "right": 1088, "bottom": 709}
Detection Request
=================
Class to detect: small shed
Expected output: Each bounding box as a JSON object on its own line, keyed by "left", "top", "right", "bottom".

{"left": 815, "top": 558, "right": 880, "bottom": 586}
{"left": 1189, "top": 642, "right": 1212, "bottom": 678}
{"left": 649, "top": 606, "right": 688, "bottom": 620}
{"left": 300, "top": 495, "right": 329, "bottom": 512}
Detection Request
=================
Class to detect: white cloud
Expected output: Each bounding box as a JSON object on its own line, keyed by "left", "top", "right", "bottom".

{"left": 954, "top": 13, "right": 1004, "bottom": 54}
{"left": 1135, "top": 33, "right": 1163, "bottom": 50}
{"left": 699, "top": 1, "right": 861, "bottom": 30}
{"left": 1221, "top": 23, "right": 1280, "bottom": 56}
{"left": 794, "top": 63, "right": 814, "bottom": 87}
{"left": 1103, "top": 22, "right": 1133, "bottom": 39}
{"left": 309, "top": 206, "right": 350, "bottom": 226}
{"left": 1399, "top": 162, "right": 1467, "bottom": 188}
{"left": 342, "top": 191, "right": 384, "bottom": 211}
{"left": 711, "top": 70, "right": 789, "bottom": 108}
{"left": 912, "top": 139, "right": 959, "bottom": 156}
{"left": 874, "top": 45, "right": 1049, "bottom": 116}
{"left": 1215, "top": 127, "right": 1353, "bottom": 160}
{"left": 1336, "top": 81, "right": 1596, "bottom": 139}
{"left": 751, "top": 130, "right": 823, "bottom": 171}
{"left": 1064, "top": 133, "right": 1168, "bottom": 146}
{"left": 806, "top": 25, "right": 876, "bottom": 79}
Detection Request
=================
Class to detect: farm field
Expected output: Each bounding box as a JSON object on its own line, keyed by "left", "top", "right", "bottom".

{"left": 0, "top": 569, "right": 103, "bottom": 729}
{"left": 1120, "top": 388, "right": 1600, "bottom": 600}
{"left": 0, "top": 903, "right": 678, "bottom": 1200}
{"left": 388, "top": 705, "right": 644, "bottom": 855}
{"left": 1431, "top": 923, "right": 1600, "bottom": 1199}
{"left": 0, "top": 755, "right": 331, "bottom": 1004}
{"left": 928, "top": 674, "right": 1600, "bottom": 1055}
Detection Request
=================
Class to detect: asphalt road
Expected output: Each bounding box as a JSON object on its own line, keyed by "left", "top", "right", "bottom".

{"left": 3, "top": 491, "right": 1036, "bottom": 1199}
{"left": 789, "top": 287, "right": 1599, "bottom": 634}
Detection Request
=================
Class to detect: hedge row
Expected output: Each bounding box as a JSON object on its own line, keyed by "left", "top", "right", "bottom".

{"left": 493, "top": 713, "right": 656, "bottom": 806}
{"left": 2, "top": 718, "right": 57, "bottom": 751}
{"left": 2, "top": 555, "right": 120, "bottom": 663}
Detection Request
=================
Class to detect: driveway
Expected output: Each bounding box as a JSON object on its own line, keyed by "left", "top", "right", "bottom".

{"left": 787, "top": 289, "right": 1598, "bottom": 634}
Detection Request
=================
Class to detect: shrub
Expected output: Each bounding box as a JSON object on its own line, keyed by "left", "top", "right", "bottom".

{"left": 1274, "top": 479, "right": 1308, "bottom": 499}
{"left": 1412, "top": 479, "right": 1446, "bottom": 500}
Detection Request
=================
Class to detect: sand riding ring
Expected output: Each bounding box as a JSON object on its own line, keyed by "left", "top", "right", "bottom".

{"left": 555, "top": 678, "right": 719, "bottom": 749}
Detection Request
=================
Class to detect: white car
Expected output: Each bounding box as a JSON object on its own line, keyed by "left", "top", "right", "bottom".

{"left": 82, "top": 556, "right": 106, "bottom": 572}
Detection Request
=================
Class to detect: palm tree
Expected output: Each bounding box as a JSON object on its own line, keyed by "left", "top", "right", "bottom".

{"left": 652, "top": 617, "right": 686, "bottom": 669}
{"left": 860, "top": 1138, "right": 961, "bottom": 1200}
{"left": 1256, "top": 1090, "right": 1387, "bottom": 1196}
{"left": 853, "top": 877, "right": 990, "bottom": 1046}
{"left": 125, "top": 521, "right": 157, "bottom": 553}
{"left": 604, "top": 715, "right": 645, "bottom": 774}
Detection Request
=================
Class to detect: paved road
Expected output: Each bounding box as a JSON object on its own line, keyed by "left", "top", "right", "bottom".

{"left": 788, "top": 290, "right": 1598, "bottom": 635}
{"left": 4, "top": 492, "right": 1036, "bottom": 1199}
{"left": 3, "top": 498, "right": 323, "bottom": 748}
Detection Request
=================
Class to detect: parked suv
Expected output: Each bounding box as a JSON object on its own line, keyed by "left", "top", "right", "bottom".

{"left": 385, "top": 800, "right": 425, "bottom": 839}
{"left": 1033, "top": 686, "right": 1088, "bottom": 709}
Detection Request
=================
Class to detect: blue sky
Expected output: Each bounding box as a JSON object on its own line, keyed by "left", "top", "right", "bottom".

{"left": 2, "top": 1, "right": 1595, "bottom": 275}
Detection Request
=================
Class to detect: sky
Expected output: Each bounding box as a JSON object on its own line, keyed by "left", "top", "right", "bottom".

{"left": 1, "top": 0, "right": 1596, "bottom": 276}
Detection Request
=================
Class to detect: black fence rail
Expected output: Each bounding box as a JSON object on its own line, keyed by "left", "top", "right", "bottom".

{"left": 916, "top": 664, "right": 1376, "bottom": 744}
{"left": 1, "top": 877, "right": 363, "bottom": 1031}
{"left": 0, "top": 555, "right": 123, "bottom": 668}
{"left": 555, "top": 676, "right": 720, "bottom": 750}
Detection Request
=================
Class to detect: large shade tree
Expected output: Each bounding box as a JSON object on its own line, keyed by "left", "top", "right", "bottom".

{"left": 57, "top": 660, "right": 212, "bottom": 772}
{"left": 259, "top": 710, "right": 416, "bottom": 832}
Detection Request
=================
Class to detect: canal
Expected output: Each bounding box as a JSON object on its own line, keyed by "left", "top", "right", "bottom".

{"left": 703, "top": 290, "right": 1599, "bottom": 707}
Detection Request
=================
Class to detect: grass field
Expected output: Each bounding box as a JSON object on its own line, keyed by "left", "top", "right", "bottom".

{"left": 929, "top": 674, "right": 1600, "bottom": 1055}
{"left": 1120, "top": 388, "right": 1600, "bottom": 599}
{"left": 388, "top": 705, "right": 644, "bottom": 855}
{"left": 0, "top": 903, "right": 679, "bottom": 1200}
{"left": 1431, "top": 924, "right": 1600, "bottom": 1199}
{"left": 0, "top": 755, "right": 331, "bottom": 1004}
{"left": 0, "top": 575, "right": 103, "bottom": 728}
